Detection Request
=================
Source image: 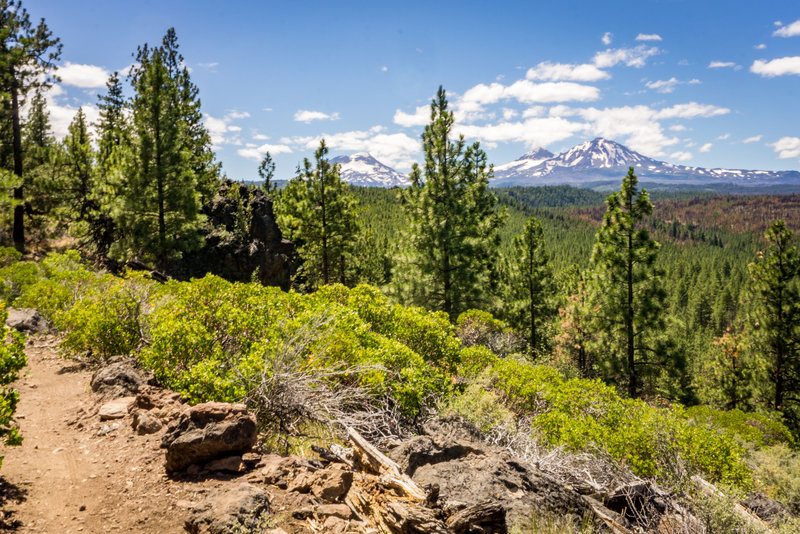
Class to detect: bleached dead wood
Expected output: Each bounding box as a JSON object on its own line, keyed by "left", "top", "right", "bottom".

{"left": 692, "top": 475, "right": 772, "bottom": 533}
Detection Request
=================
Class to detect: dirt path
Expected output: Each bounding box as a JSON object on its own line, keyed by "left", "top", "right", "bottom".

{"left": 0, "top": 335, "right": 224, "bottom": 533}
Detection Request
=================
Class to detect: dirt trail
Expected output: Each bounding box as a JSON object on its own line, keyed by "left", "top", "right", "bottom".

{"left": 0, "top": 335, "right": 224, "bottom": 533}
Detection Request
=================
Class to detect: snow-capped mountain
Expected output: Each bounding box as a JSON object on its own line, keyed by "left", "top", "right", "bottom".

{"left": 494, "top": 147, "right": 554, "bottom": 177}
{"left": 330, "top": 153, "right": 408, "bottom": 187}
{"left": 493, "top": 138, "right": 800, "bottom": 186}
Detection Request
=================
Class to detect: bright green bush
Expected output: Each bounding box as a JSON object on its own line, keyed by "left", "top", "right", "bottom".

{"left": 58, "top": 272, "right": 155, "bottom": 361}
{"left": 685, "top": 405, "right": 794, "bottom": 448}
{"left": 0, "top": 303, "right": 27, "bottom": 467}
{"left": 0, "top": 247, "right": 21, "bottom": 268}
{"left": 486, "top": 357, "right": 752, "bottom": 487}
{"left": 0, "top": 261, "right": 42, "bottom": 305}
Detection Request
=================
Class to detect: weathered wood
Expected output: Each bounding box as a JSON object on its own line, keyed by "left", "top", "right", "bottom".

{"left": 692, "top": 476, "right": 772, "bottom": 533}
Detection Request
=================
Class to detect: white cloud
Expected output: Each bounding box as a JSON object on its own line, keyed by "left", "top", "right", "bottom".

{"left": 253, "top": 134, "right": 270, "bottom": 141}
{"left": 381, "top": 65, "right": 388, "bottom": 72}
{"left": 636, "top": 33, "right": 662, "bottom": 41}
{"left": 716, "top": 133, "right": 730, "bottom": 140}
{"left": 56, "top": 62, "right": 110, "bottom": 88}
{"left": 602, "top": 32, "right": 613, "bottom": 45}
{"left": 770, "top": 137, "right": 800, "bottom": 159}
{"left": 754, "top": 44, "right": 767, "bottom": 50}
{"left": 654, "top": 102, "right": 730, "bottom": 119}
{"left": 524, "top": 106, "right": 546, "bottom": 118}
{"left": 645, "top": 77, "right": 680, "bottom": 93}
{"left": 502, "top": 108, "right": 518, "bottom": 120}
{"left": 773, "top": 19, "right": 800, "bottom": 37}
{"left": 289, "top": 126, "right": 420, "bottom": 169}
{"left": 575, "top": 105, "right": 678, "bottom": 156}
{"left": 198, "top": 62, "right": 219, "bottom": 69}
{"left": 699, "top": 143, "right": 712, "bottom": 152}
{"left": 708, "top": 61, "right": 738, "bottom": 69}
{"left": 593, "top": 45, "right": 660, "bottom": 68}
{"left": 227, "top": 110, "right": 250, "bottom": 119}
{"left": 669, "top": 124, "right": 687, "bottom": 131}
{"left": 453, "top": 116, "right": 588, "bottom": 150}
{"left": 526, "top": 61, "right": 610, "bottom": 82}
{"left": 393, "top": 105, "right": 429, "bottom": 127}
{"left": 742, "top": 135, "right": 762, "bottom": 143}
{"left": 670, "top": 151, "right": 692, "bottom": 161}
{"left": 204, "top": 111, "right": 250, "bottom": 146}
{"left": 751, "top": 57, "right": 800, "bottom": 77}
{"left": 237, "top": 143, "right": 293, "bottom": 161}
{"left": 293, "top": 110, "right": 341, "bottom": 123}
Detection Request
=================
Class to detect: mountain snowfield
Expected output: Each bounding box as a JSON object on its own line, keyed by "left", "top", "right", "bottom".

{"left": 492, "top": 138, "right": 800, "bottom": 186}
{"left": 331, "top": 139, "right": 800, "bottom": 188}
{"left": 330, "top": 153, "right": 409, "bottom": 187}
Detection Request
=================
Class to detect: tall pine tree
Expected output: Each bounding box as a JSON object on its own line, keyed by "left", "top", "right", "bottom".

{"left": 111, "top": 30, "right": 205, "bottom": 271}
{"left": 589, "top": 167, "right": 668, "bottom": 398}
{"left": 395, "top": 86, "right": 505, "bottom": 319}
{"left": 275, "top": 140, "right": 358, "bottom": 289}
{"left": 744, "top": 220, "right": 800, "bottom": 428}
{"left": 0, "top": 0, "right": 61, "bottom": 251}
{"left": 505, "top": 217, "right": 553, "bottom": 356}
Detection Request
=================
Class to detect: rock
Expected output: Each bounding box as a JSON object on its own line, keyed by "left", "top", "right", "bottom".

{"left": 185, "top": 483, "right": 270, "bottom": 534}
{"left": 446, "top": 502, "right": 506, "bottom": 534}
{"left": 161, "top": 402, "right": 257, "bottom": 473}
{"left": 90, "top": 358, "right": 153, "bottom": 398}
{"left": 260, "top": 455, "right": 302, "bottom": 488}
{"left": 388, "top": 417, "right": 607, "bottom": 531}
{"left": 206, "top": 455, "right": 246, "bottom": 473}
{"left": 741, "top": 492, "right": 789, "bottom": 522}
{"left": 321, "top": 516, "right": 349, "bottom": 533}
{"left": 315, "top": 503, "right": 353, "bottom": 520}
{"left": 167, "top": 181, "right": 297, "bottom": 290}
{"left": 309, "top": 467, "right": 353, "bottom": 503}
{"left": 5, "top": 307, "right": 52, "bottom": 334}
{"left": 131, "top": 410, "right": 163, "bottom": 435}
{"left": 286, "top": 471, "right": 314, "bottom": 494}
{"left": 98, "top": 397, "right": 136, "bottom": 420}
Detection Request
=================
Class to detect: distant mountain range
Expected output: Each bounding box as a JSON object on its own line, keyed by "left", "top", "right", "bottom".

{"left": 330, "top": 153, "right": 408, "bottom": 187}
{"left": 493, "top": 138, "right": 800, "bottom": 187}
{"left": 330, "top": 138, "right": 800, "bottom": 189}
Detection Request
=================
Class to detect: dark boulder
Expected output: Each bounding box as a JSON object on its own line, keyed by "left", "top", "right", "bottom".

{"left": 168, "top": 180, "right": 296, "bottom": 290}
{"left": 161, "top": 402, "right": 257, "bottom": 473}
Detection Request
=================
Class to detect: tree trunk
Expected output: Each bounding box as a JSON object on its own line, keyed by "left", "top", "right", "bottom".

{"left": 627, "top": 231, "right": 637, "bottom": 398}
{"left": 11, "top": 79, "right": 25, "bottom": 252}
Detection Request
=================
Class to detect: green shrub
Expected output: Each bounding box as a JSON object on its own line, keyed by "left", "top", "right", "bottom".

{"left": 0, "top": 247, "right": 21, "bottom": 268}
{"left": 750, "top": 444, "right": 800, "bottom": 514}
{"left": 0, "top": 261, "right": 42, "bottom": 305}
{"left": 456, "top": 308, "right": 525, "bottom": 356}
{"left": 58, "top": 272, "right": 155, "bottom": 361}
{"left": 685, "top": 405, "right": 794, "bottom": 448}
{"left": 0, "top": 303, "right": 27, "bottom": 467}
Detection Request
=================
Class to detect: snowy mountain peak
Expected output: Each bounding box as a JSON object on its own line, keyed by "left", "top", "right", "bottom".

{"left": 492, "top": 138, "right": 800, "bottom": 186}
{"left": 330, "top": 153, "right": 408, "bottom": 188}
{"left": 520, "top": 147, "right": 554, "bottom": 160}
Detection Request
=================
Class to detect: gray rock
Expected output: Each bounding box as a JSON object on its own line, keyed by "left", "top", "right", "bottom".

{"left": 131, "top": 410, "right": 163, "bottom": 435}
{"left": 5, "top": 307, "right": 52, "bottom": 334}
{"left": 388, "top": 417, "right": 608, "bottom": 532}
{"left": 98, "top": 397, "right": 136, "bottom": 420}
{"left": 185, "top": 483, "right": 270, "bottom": 534}
{"left": 90, "top": 358, "right": 153, "bottom": 398}
{"left": 161, "top": 402, "right": 257, "bottom": 473}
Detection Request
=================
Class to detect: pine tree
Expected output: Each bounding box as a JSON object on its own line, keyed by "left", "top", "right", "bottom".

{"left": 395, "top": 86, "right": 505, "bottom": 319}
{"left": 0, "top": 0, "right": 61, "bottom": 251}
{"left": 258, "top": 151, "right": 276, "bottom": 193}
{"left": 21, "top": 87, "right": 61, "bottom": 229}
{"left": 111, "top": 30, "right": 205, "bottom": 271}
{"left": 744, "top": 220, "right": 800, "bottom": 424}
{"left": 62, "top": 108, "right": 94, "bottom": 222}
{"left": 589, "top": 167, "right": 667, "bottom": 398}
{"left": 96, "top": 72, "right": 128, "bottom": 165}
{"left": 274, "top": 140, "right": 358, "bottom": 289}
{"left": 505, "top": 217, "right": 553, "bottom": 356}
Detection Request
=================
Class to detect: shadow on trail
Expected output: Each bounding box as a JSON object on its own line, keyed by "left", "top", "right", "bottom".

{"left": 0, "top": 476, "right": 28, "bottom": 530}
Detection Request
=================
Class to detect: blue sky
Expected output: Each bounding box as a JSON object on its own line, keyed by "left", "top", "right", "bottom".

{"left": 23, "top": 0, "right": 800, "bottom": 180}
